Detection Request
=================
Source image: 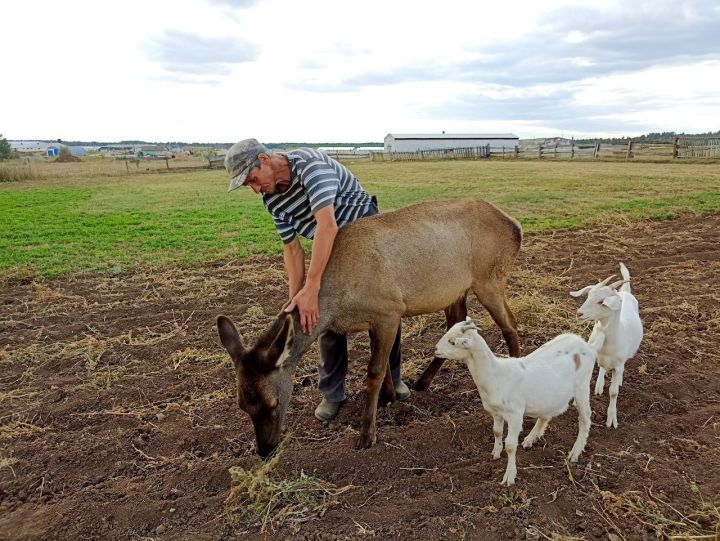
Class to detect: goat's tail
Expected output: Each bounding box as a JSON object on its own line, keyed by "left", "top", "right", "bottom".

{"left": 619, "top": 262, "right": 632, "bottom": 293}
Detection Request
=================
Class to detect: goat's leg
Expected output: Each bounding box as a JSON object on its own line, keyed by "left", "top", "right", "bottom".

{"left": 357, "top": 324, "right": 398, "bottom": 449}
{"left": 522, "top": 418, "right": 550, "bottom": 449}
{"left": 492, "top": 415, "right": 505, "bottom": 459}
{"left": 595, "top": 366, "right": 606, "bottom": 395}
{"left": 414, "top": 297, "right": 467, "bottom": 391}
{"left": 569, "top": 382, "right": 592, "bottom": 461}
{"left": 606, "top": 364, "right": 624, "bottom": 428}
{"left": 475, "top": 286, "right": 520, "bottom": 357}
{"left": 501, "top": 414, "right": 523, "bottom": 486}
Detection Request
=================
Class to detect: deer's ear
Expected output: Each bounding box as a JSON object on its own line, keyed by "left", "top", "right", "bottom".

{"left": 217, "top": 315, "right": 245, "bottom": 365}
{"left": 266, "top": 314, "right": 295, "bottom": 368}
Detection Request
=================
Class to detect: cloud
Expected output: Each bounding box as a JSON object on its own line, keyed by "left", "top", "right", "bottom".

{"left": 303, "top": 1, "right": 720, "bottom": 91}
{"left": 459, "top": 0, "right": 720, "bottom": 86}
{"left": 207, "top": 0, "right": 259, "bottom": 7}
{"left": 431, "top": 87, "right": 653, "bottom": 133}
{"left": 146, "top": 30, "right": 260, "bottom": 76}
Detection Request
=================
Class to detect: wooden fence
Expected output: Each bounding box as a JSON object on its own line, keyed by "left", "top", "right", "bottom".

{"left": 675, "top": 136, "right": 720, "bottom": 158}
{"left": 369, "top": 137, "right": 719, "bottom": 162}
{"left": 371, "top": 146, "right": 491, "bottom": 162}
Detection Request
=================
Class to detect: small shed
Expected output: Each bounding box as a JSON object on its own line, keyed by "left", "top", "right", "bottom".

{"left": 384, "top": 133, "right": 519, "bottom": 153}
{"left": 46, "top": 146, "right": 60, "bottom": 158}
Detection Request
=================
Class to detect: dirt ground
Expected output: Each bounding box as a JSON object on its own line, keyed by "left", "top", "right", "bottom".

{"left": 1, "top": 214, "right": 719, "bottom": 541}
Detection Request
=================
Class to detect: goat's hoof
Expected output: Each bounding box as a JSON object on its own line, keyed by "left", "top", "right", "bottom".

{"left": 378, "top": 393, "right": 396, "bottom": 407}
{"left": 521, "top": 439, "right": 534, "bottom": 449}
{"left": 606, "top": 418, "right": 618, "bottom": 429}
{"left": 491, "top": 451, "right": 502, "bottom": 460}
{"left": 501, "top": 476, "right": 516, "bottom": 486}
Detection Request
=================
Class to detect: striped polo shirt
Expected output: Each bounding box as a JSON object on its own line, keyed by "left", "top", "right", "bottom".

{"left": 263, "top": 148, "right": 374, "bottom": 243}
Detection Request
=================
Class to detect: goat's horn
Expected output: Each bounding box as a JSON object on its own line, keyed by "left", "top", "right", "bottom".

{"left": 598, "top": 274, "right": 616, "bottom": 286}
{"left": 461, "top": 320, "right": 478, "bottom": 331}
{"left": 610, "top": 279, "right": 629, "bottom": 290}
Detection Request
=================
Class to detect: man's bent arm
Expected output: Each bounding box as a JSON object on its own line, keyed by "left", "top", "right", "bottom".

{"left": 283, "top": 238, "right": 305, "bottom": 301}
{"left": 305, "top": 205, "right": 338, "bottom": 291}
{"left": 285, "top": 205, "right": 338, "bottom": 332}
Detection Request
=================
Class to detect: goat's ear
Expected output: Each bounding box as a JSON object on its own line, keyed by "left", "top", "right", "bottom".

{"left": 266, "top": 314, "right": 295, "bottom": 368}
{"left": 217, "top": 316, "right": 245, "bottom": 365}
{"left": 602, "top": 294, "right": 622, "bottom": 311}
{"left": 570, "top": 285, "right": 593, "bottom": 297}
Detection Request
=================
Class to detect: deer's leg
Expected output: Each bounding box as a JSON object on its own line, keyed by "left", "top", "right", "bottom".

{"left": 414, "top": 296, "right": 467, "bottom": 391}
{"left": 474, "top": 285, "right": 520, "bottom": 357}
{"left": 379, "top": 360, "right": 395, "bottom": 406}
{"left": 357, "top": 321, "right": 399, "bottom": 449}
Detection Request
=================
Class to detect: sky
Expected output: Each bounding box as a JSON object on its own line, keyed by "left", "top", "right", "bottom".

{"left": 2, "top": 0, "right": 719, "bottom": 143}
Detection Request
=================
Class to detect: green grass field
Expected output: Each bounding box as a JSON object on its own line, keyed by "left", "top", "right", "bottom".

{"left": 1, "top": 159, "right": 719, "bottom": 280}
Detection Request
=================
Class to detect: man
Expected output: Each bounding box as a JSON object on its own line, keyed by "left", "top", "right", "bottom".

{"left": 225, "top": 138, "right": 410, "bottom": 421}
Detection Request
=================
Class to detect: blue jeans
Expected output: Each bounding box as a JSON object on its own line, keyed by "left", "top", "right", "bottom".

{"left": 317, "top": 196, "right": 403, "bottom": 402}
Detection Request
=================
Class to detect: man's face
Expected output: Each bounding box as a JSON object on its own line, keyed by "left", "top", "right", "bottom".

{"left": 244, "top": 154, "right": 291, "bottom": 195}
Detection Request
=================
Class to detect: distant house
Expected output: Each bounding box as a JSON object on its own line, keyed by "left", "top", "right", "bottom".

{"left": 384, "top": 133, "right": 519, "bottom": 153}
{"left": 137, "top": 145, "right": 173, "bottom": 159}
{"left": 10, "top": 141, "right": 49, "bottom": 154}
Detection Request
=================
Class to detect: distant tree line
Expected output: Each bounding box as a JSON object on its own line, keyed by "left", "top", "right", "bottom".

{"left": 12, "top": 140, "right": 383, "bottom": 150}
{"left": 574, "top": 130, "right": 720, "bottom": 145}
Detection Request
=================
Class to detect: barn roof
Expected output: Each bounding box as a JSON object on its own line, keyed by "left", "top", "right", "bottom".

{"left": 387, "top": 133, "right": 518, "bottom": 140}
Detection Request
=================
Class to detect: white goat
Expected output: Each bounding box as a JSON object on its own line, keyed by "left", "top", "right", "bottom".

{"left": 435, "top": 317, "right": 599, "bottom": 486}
{"left": 570, "top": 262, "right": 643, "bottom": 428}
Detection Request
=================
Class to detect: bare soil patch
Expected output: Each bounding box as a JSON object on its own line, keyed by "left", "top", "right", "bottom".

{"left": 1, "top": 214, "right": 719, "bottom": 540}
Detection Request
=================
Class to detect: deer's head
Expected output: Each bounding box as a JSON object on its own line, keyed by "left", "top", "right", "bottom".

{"left": 216, "top": 313, "right": 296, "bottom": 458}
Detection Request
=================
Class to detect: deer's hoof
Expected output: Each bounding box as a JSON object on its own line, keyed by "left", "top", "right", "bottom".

{"left": 355, "top": 433, "right": 377, "bottom": 450}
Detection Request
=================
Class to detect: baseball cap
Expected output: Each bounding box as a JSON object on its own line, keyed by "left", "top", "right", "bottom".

{"left": 225, "top": 138, "right": 269, "bottom": 192}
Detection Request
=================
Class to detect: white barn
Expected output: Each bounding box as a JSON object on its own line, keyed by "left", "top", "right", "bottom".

{"left": 384, "top": 133, "right": 519, "bottom": 153}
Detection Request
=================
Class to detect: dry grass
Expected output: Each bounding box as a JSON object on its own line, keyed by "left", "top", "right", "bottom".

{"left": 599, "top": 488, "right": 720, "bottom": 539}
{"left": 0, "top": 163, "right": 41, "bottom": 183}
{"left": 168, "top": 347, "right": 228, "bottom": 371}
{"left": 0, "top": 417, "right": 47, "bottom": 440}
{"left": 1, "top": 156, "right": 210, "bottom": 181}
{"left": 226, "top": 447, "right": 353, "bottom": 532}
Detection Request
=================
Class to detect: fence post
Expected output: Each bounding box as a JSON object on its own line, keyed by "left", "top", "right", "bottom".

{"left": 538, "top": 144, "right": 542, "bottom": 159}
{"left": 626, "top": 141, "right": 632, "bottom": 160}
{"left": 571, "top": 142, "right": 575, "bottom": 159}
{"left": 593, "top": 143, "right": 600, "bottom": 158}
{"left": 672, "top": 136, "right": 679, "bottom": 159}
{"left": 125, "top": 159, "right": 129, "bottom": 172}
{"left": 515, "top": 145, "right": 519, "bottom": 159}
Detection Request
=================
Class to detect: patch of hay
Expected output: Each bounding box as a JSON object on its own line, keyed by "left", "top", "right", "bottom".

{"left": 226, "top": 448, "right": 352, "bottom": 532}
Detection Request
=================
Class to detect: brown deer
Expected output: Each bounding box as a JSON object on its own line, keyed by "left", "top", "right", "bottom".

{"left": 217, "top": 198, "right": 522, "bottom": 457}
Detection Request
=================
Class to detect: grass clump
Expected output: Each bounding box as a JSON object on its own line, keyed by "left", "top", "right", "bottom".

{"left": 226, "top": 448, "right": 352, "bottom": 532}
{"left": 0, "top": 163, "right": 40, "bottom": 183}
{"left": 600, "top": 489, "right": 720, "bottom": 539}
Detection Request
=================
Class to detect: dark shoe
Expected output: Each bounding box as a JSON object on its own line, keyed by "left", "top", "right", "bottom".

{"left": 394, "top": 380, "right": 411, "bottom": 401}
{"left": 314, "top": 398, "right": 344, "bottom": 422}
